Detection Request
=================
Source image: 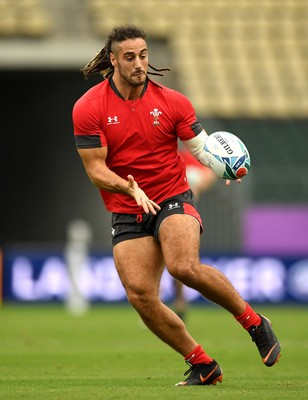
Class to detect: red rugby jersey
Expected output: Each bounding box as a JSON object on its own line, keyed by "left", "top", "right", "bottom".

{"left": 73, "top": 78, "right": 204, "bottom": 213}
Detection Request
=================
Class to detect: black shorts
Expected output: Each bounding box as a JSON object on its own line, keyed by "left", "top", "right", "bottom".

{"left": 111, "top": 189, "right": 203, "bottom": 246}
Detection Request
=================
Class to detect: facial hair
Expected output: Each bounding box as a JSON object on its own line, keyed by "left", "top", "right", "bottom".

{"left": 118, "top": 63, "right": 147, "bottom": 87}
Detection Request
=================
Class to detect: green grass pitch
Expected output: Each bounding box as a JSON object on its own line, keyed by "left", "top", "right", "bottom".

{"left": 0, "top": 304, "right": 307, "bottom": 399}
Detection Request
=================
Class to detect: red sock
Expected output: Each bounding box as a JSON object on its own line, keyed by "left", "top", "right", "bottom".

{"left": 185, "top": 344, "right": 213, "bottom": 365}
{"left": 234, "top": 302, "right": 261, "bottom": 331}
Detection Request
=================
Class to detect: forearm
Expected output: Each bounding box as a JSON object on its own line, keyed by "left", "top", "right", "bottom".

{"left": 77, "top": 147, "right": 160, "bottom": 214}
{"left": 77, "top": 147, "right": 130, "bottom": 194}
{"left": 84, "top": 163, "right": 160, "bottom": 214}
{"left": 85, "top": 163, "right": 130, "bottom": 194}
{"left": 182, "top": 130, "right": 210, "bottom": 167}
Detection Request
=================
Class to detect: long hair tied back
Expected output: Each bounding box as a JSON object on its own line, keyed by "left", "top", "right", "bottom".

{"left": 81, "top": 25, "right": 170, "bottom": 79}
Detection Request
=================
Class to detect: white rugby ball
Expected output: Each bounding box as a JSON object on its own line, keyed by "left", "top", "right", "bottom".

{"left": 203, "top": 131, "right": 251, "bottom": 180}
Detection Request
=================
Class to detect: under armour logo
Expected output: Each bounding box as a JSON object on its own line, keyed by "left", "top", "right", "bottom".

{"left": 107, "top": 116, "right": 120, "bottom": 125}
{"left": 168, "top": 202, "right": 180, "bottom": 210}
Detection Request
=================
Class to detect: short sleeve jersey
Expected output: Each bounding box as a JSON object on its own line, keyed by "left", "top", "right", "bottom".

{"left": 73, "top": 77, "right": 204, "bottom": 213}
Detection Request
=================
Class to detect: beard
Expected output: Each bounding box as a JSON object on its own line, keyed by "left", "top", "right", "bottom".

{"left": 118, "top": 65, "right": 147, "bottom": 87}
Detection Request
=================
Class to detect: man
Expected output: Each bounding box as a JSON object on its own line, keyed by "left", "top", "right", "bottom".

{"left": 72, "top": 25, "right": 281, "bottom": 386}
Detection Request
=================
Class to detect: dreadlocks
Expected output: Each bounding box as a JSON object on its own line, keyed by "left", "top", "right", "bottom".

{"left": 81, "top": 25, "right": 170, "bottom": 79}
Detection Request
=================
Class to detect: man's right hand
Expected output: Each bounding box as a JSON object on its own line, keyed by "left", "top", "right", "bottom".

{"left": 127, "top": 175, "right": 161, "bottom": 215}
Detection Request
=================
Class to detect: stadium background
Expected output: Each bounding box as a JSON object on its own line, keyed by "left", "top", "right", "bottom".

{"left": 1, "top": 0, "right": 308, "bottom": 303}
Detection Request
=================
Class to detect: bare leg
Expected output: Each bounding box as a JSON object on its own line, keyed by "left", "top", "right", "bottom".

{"left": 113, "top": 236, "right": 198, "bottom": 356}
{"left": 159, "top": 214, "right": 246, "bottom": 316}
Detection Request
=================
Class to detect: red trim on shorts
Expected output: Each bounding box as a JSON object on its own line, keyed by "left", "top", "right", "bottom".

{"left": 183, "top": 203, "right": 203, "bottom": 231}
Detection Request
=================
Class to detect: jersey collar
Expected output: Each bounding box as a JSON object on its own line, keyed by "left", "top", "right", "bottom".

{"left": 109, "top": 76, "right": 149, "bottom": 100}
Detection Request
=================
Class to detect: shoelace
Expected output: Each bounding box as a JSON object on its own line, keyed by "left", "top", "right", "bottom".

{"left": 250, "top": 324, "right": 267, "bottom": 346}
{"left": 184, "top": 361, "right": 194, "bottom": 376}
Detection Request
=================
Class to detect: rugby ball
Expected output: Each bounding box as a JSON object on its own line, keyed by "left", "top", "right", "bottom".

{"left": 203, "top": 131, "right": 251, "bottom": 180}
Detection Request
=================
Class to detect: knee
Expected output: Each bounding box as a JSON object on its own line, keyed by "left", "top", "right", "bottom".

{"left": 167, "top": 258, "right": 198, "bottom": 283}
{"left": 125, "top": 285, "right": 156, "bottom": 313}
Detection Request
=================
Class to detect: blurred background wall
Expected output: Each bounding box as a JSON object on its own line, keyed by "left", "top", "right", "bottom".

{"left": 1, "top": 0, "right": 308, "bottom": 257}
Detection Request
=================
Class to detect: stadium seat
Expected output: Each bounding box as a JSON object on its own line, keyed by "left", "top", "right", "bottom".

{"left": 0, "top": 2, "right": 18, "bottom": 36}
{"left": 0, "top": 0, "right": 51, "bottom": 37}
